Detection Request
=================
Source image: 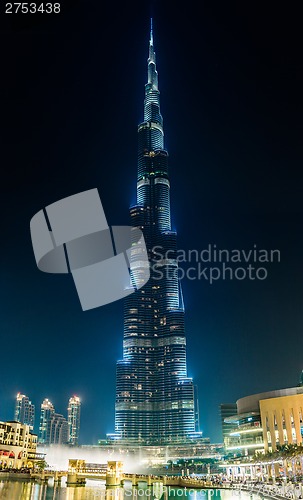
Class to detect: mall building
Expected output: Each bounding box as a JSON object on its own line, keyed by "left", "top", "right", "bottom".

{"left": 223, "top": 386, "right": 303, "bottom": 456}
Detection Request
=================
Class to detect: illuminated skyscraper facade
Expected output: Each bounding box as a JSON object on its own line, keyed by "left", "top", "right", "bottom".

{"left": 49, "top": 413, "right": 69, "bottom": 445}
{"left": 38, "top": 398, "right": 54, "bottom": 444}
{"left": 67, "top": 396, "right": 81, "bottom": 445}
{"left": 38, "top": 398, "right": 69, "bottom": 445}
{"left": 115, "top": 21, "right": 200, "bottom": 445}
{"left": 14, "top": 393, "right": 35, "bottom": 431}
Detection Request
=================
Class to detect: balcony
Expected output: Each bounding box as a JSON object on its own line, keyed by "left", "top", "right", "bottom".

{"left": 27, "top": 452, "right": 46, "bottom": 461}
{"left": 229, "top": 422, "right": 262, "bottom": 436}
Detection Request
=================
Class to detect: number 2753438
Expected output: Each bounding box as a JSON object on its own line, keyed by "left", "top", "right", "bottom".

{"left": 5, "top": 3, "right": 60, "bottom": 13}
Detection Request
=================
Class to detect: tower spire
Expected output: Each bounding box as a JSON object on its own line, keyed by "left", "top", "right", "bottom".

{"left": 148, "top": 18, "right": 158, "bottom": 89}
{"left": 150, "top": 17, "right": 153, "bottom": 46}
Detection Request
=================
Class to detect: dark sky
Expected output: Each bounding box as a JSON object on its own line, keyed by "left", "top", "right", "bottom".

{"left": 0, "top": 1, "right": 302, "bottom": 444}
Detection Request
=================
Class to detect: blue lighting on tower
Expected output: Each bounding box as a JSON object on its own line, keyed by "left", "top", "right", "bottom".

{"left": 114, "top": 20, "right": 199, "bottom": 445}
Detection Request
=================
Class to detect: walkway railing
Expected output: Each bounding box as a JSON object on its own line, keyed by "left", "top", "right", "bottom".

{"left": 226, "top": 481, "right": 303, "bottom": 499}
{"left": 25, "top": 467, "right": 303, "bottom": 499}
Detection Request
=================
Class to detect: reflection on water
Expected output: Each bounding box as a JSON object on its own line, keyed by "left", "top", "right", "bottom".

{"left": 0, "top": 480, "right": 261, "bottom": 500}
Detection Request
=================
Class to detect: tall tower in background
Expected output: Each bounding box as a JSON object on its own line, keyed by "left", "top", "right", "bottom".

{"left": 14, "top": 393, "right": 35, "bottom": 430}
{"left": 67, "top": 395, "right": 81, "bottom": 445}
{"left": 38, "top": 398, "right": 54, "bottom": 444}
{"left": 38, "top": 397, "right": 69, "bottom": 445}
{"left": 49, "top": 412, "right": 69, "bottom": 445}
{"left": 115, "top": 20, "right": 200, "bottom": 445}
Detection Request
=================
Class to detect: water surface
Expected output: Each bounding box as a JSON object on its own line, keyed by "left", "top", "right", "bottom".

{"left": 0, "top": 479, "right": 260, "bottom": 500}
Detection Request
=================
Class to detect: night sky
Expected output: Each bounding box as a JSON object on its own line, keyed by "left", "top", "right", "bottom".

{"left": 1, "top": 1, "right": 302, "bottom": 444}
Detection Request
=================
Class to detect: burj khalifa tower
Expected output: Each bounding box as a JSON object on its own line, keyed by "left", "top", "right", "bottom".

{"left": 114, "top": 20, "right": 200, "bottom": 445}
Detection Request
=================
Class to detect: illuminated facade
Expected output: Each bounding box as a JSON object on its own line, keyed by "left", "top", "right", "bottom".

{"left": 260, "top": 393, "right": 303, "bottom": 452}
{"left": 224, "top": 411, "right": 264, "bottom": 456}
{"left": 224, "top": 386, "right": 303, "bottom": 456}
{"left": 38, "top": 398, "right": 54, "bottom": 444}
{"left": 220, "top": 403, "right": 237, "bottom": 445}
{"left": 0, "top": 421, "right": 39, "bottom": 469}
{"left": 39, "top": 397, "right": 75, "bottom": 445}
{"left": 115, "top": 21, "right": 199, "bottom": 444}
{"left": 48, "top": 413, "right": 69, "bottom": 445}
{"left": 14, "top": 393, "right": 35, "bottom": 431}
{"left": 68, "top": 396, "right": 81, "bottom": 445}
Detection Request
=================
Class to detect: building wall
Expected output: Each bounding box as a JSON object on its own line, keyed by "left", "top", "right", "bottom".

{"left": 237, "top": 387, "right": 303, "bottom": 414}
{"left": 260, "top": 394, "right": 303, "bottom": 451}
{"left": 49, "top": 414, "right": 69, "bottom": 444}
{"left": 224, "top": 413, "right": 264, "bottom": 456}
{"left": 220, "top": 403, "right": 237, "bottom": 445}
{"left": 0, "top": 421, "right": 37, "bottom": 469}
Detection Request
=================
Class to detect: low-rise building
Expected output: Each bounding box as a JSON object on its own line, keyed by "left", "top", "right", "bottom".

{"left": 0, "top": 420, "right": 42, "bottom": 469}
